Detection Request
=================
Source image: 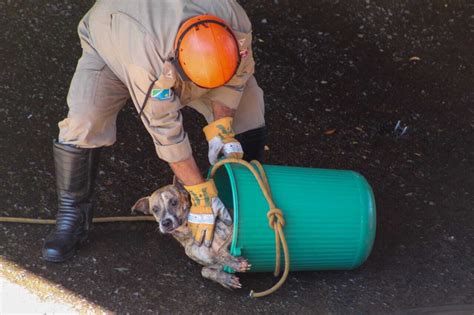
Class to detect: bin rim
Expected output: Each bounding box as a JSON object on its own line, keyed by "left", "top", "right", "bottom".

{"left": 210, "top": 164, "right": 241, "bottom": 256}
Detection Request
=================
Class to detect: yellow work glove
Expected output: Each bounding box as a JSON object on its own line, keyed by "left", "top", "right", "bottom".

{"left": 203, "top": 117, "right": 244, "bottom": 165}
{"left": 184, "top": 179, "right": 233, "bottom": 247}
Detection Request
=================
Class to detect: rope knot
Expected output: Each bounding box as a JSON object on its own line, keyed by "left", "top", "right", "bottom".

{"left": 210, "top": 159, "right": 289, "bottom": 298}
{"left": 267, "top": 208, "right": 285, "bottom": 229}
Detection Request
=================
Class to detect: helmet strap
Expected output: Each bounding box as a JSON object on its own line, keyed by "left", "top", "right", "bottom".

{"left": 170, "top": 56, "right": 192, "bottom": 83}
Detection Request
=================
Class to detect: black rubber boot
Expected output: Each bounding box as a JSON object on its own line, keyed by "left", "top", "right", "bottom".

{"left": 235, "top": 126, "right": 267, "bottom": 162}
{"left": 42, "top": 141, "right": 101, "bottom": 262}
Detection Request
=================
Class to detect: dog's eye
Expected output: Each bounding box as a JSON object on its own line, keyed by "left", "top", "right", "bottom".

{"left": 152, "top": 206, "right": 160, "bottom": 213}
{"left": 170, "top": 199, "right": 178, "bottom": 207}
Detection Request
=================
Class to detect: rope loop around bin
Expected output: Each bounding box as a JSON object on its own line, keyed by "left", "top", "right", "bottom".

{"left": 210, "top": 158, "right": 290, "bottom": 298}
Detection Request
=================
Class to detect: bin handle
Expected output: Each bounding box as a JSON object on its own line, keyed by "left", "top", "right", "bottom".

{"left": 210, "top": 158, "right": 290, "bottom": 298}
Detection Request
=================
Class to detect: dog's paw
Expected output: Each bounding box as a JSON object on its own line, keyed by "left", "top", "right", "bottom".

{"left": 224, "top": 256, "right": 252, "bottom": 273}
{"left": 233, "top": 257, "right": 252, "bottom": 272}
{"left": 235, "top": 257, "right": 251, "bottom": 273}
{"left": 221, "top": 274, "right": 242, "bottom": 290}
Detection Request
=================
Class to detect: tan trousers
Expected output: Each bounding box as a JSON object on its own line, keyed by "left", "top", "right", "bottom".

{"left": 58, "top": 51, "right": 265, "bottom": 160}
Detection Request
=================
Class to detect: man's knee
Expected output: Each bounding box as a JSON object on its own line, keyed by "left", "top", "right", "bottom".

{"left": 62, "top": 53, "right": 128, "bottom": 149}
{"left": 58, "top": 113, "right": 117, "bottom": 148}
{"left": 236, "top": 126, "right": 267, "bottom": 162}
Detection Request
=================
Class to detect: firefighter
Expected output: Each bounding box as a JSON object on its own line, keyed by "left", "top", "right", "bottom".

{"left": 42, "top": 0, "right": 266, "bottom": 262}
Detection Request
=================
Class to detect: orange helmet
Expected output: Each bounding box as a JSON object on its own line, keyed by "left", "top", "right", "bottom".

{"left": 173, "top": 15, "right": 240, "bottom": 89}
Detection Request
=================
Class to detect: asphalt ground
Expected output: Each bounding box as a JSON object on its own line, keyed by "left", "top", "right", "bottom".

{"left": 0, "top": 0, "right": 473, "bottom": 313}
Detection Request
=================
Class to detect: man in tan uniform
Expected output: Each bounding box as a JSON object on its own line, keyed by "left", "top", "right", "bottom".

{"left": 43, "top": 0, "right": 266, "bottom": 262}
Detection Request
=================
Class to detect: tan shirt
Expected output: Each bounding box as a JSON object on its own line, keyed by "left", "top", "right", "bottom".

{"left": 81, "top": 0, "right": 255, "bottom": 162}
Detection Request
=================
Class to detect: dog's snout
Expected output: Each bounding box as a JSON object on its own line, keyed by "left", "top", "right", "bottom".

{"left": 162, "top": 218, "right": 173, "bottom": 229}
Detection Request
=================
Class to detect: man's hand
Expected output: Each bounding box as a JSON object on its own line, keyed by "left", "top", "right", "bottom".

{"left": 203, "top": 117, "right": 244, "bottom": 165}
{"left": 184, "top": 179, "right": 232, "bottom": 247}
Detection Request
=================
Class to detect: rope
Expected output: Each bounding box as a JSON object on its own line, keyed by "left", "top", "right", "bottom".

{"left": 0, "top": 216, "right": 156, "bottom": 224}
{"left": 209, "top": 158, "right": 290, "bottom": 298}
{"left": 0, "top": 158, "right": 290, "bottom": 298}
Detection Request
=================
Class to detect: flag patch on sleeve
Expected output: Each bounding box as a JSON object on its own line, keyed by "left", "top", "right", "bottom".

{"left": 151, "top": 88, "right": 173, "bottom": 101}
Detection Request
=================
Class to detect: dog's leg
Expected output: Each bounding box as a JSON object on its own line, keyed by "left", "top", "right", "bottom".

{"left": 216, "top": 251, "right": 251, "bottom": 273}
{"left": 213, "top": 225, "right": 251, "bottom": 273}
{"left": 201, "top": 265, "right": 242, "bottom": 289}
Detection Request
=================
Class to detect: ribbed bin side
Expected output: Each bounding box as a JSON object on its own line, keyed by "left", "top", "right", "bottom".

{"left": 214, "top": 164, "right": 376, "bottom": 273}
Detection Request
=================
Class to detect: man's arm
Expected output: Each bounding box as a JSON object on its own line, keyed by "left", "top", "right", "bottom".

{"left": 212, "top": 100, "right": 235, "bottom": 120}
{"left": 168, "top": 102, "right": 240, "bottom": 247}
{"left": 169, "top": 156, "right": 204, "bottom": 186}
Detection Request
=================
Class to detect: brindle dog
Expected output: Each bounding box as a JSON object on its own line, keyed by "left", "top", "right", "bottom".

{"left": 131, "top": 178, "right": 251, "bottom": 289}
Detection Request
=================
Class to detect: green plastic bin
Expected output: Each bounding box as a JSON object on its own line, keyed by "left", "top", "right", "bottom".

{"left": 212, "top": 164, "right": 376, "bottom": 272}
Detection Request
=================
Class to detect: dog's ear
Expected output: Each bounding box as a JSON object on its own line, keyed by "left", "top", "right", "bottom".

{"left": 131, "top": 197, "right": 150, "bottom": 214}
{"left": 173, "top": 176, "right": 188, "bottom": 195}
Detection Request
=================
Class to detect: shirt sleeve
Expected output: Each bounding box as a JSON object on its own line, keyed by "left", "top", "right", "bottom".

{"left": 206, "top": 30, "right": 255, "bottom": 110}
{"left": 134, "top": 63, "right": 193, "bottom": 163}
{"left": 145, "top": 96, "right": 192, "bottom": 163}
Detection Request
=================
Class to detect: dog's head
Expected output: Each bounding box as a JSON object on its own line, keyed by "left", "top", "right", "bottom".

{"left": 131, "top": 177, "right": 190, "bottom": 234}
